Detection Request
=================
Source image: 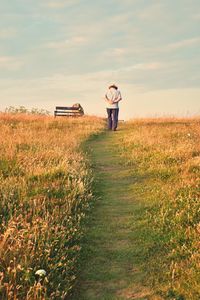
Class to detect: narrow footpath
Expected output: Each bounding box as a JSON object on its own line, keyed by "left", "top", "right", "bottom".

{"left": 72, "top": 128, "right": 157, "bottom": 300}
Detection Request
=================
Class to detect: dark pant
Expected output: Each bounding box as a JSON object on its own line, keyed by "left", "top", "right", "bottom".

{"left": 107, "top": 108, "right": 119, "bottom": 130}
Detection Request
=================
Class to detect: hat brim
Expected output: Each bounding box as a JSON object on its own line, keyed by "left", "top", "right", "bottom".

{"left": 109, "top": 84, "right": 118, "bottom": 89}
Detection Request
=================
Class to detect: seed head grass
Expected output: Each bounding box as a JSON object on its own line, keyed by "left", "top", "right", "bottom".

{"left": 119, "top": 117, "right": 200, "bottom": 299}
{"left": 0, "top": 113, "right": 105, "bottom": 299}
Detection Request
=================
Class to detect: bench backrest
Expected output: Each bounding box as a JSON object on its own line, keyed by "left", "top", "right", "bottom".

{"left": 54, "top": 106, "right": 84, "bottom": 117}
{"left": 55, "top": 106, "right": 80, "bottom": 110}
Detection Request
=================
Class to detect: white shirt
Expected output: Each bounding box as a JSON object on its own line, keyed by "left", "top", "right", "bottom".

{"left": 105, "top": 88, "right": 122, "bottom": 109}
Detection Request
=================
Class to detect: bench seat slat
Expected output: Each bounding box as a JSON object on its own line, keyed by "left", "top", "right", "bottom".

{"left": 55, "top": 114, "right": 82, "bottom": 116}
{"left": 55, "top": 111, "right": 81, "bottom": 114}
{"left": 55, "top": 106, "right": 79, "bottom": 110}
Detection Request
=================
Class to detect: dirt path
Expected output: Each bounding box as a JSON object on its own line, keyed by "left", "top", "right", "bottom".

{"left": 72, "top": 129, "right": 156, "bottom": 300}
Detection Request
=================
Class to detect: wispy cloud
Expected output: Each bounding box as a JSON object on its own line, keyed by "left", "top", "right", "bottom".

{"left": 44, "top": 36, "right": 87, "bottom": 51}
{"left": 138, "top": 3, "right": 164, "bottom": 20}
{"left": 103, "top": 47, "right": 130, "bottom": 58}
{"left": 0, "top": 56, "right": 23, "bottom": 70}
{"left": 166, "top": 37, "right": 200, "bottom": 50}
{"left": 0, "top": 28, "right": 17, "bottom": 39}
{"left": 192, "top": 13, "right": 200, "bottom": 20}
{"left": 129, "top": 62, "right": 166, "bottom": 71}
{"left": 43, "top": 0, "right": 80, "bottom": 9}
{"left": 100, "top": 62, "right": 167, "bottom": 73}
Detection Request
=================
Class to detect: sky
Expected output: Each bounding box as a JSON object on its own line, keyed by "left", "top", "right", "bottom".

{"left": 0, "top": 0, "right": 200, "bottom": 119}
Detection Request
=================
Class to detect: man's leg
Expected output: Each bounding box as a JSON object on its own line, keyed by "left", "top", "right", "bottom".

{"left": 106, "top": 108, "right": 112, "bottom": 130}
{"left": 112, "top": 108, "right": 119, "bottom": 130}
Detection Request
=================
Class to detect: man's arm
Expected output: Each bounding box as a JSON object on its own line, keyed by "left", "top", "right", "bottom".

{"left": 113, "top": 97, "right": 122, "bottom": 103}
{"left": 113, "top": 91, "right": 122, "bottom": 103}
{"left": 105, "top": 94, "right": 114, "bottom": 105}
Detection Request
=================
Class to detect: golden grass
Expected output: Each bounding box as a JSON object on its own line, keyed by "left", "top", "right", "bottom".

{"left": 119, "top": 117, "right": 200, "bottom": 299}
{"left": 0, "top": 113, "right": 105, "bottom": 299}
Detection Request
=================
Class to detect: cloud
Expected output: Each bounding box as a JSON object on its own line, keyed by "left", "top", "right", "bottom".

{"left": 45, "top": 36, "right": 87, "bottom": 51}
{"left": 97, "top": 62, "right": 167, "bottom": 74}
{"left": 166, "top": 37, "right": 200, "bottom": 50}
{"left": 138, "top": 3, "right": 165, "bottom": 21}
{"left": 0, "top": 61, "right": 167, "bottom": 106}
{"left": 0, "top": 56, "right": 23, "bottom": 70}
{"left": 128, "top": 62, "right": 166, "bottom": 71}
{"left": 192, "top": 13, "right": 200, "bottom": 20}
{"left": 43, "top": 0, "right": 80, "bottom": 9}
{"left": 0, "top": 28, "right": 17, "bottom": 39}
{"left": 103, "top": 47, "right": 130, "bottom": 58}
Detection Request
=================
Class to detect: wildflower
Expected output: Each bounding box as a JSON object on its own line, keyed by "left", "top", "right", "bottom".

{"left": 35, "top": 269, "right": 47, "bottom": 277}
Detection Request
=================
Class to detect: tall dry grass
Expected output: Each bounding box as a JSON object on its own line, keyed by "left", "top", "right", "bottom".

{"left": 0, "top": 113, "right": 105, "bottom": 299}
{"left": 119, "top": 118, "right": 200, "bottom": 299}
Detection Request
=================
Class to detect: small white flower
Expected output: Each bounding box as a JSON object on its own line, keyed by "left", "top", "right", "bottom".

{"left": 187, "top": 133, "right": 191, "bottom": 137}
{"left": 35, "top": 269, "right": 47, "bottom": 277}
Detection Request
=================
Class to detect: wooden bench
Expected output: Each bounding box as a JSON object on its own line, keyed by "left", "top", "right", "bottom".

{"left": 54, "top": 105, "right": 84, "bottom": 117}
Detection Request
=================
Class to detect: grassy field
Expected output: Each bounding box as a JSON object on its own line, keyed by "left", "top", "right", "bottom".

{"left": 118, "top": 118, "right": 200, "bottom": 299}
{"left": 0, "top": 114, "right": 199, "bottom": 299}
{"left": 0, "top": 113, "right": 104, "bottom": 299}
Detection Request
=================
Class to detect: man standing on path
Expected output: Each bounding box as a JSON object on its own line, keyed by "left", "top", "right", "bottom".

{"left": 105, "top": 84, "right": 122, "bottom": 131}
